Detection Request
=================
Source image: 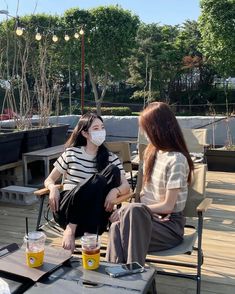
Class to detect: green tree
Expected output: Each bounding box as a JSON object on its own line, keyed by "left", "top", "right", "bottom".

{"left": 128, "top": 23, "right": 182, "bottom": 105}
{"left": 199, "top": 0, "right": 235, "bottom": 77}
{"left": 174, "top": 20, "right": 216, "bottom": 111}
{"left": 64, "top": 6, "right": 139, "bottom": 114}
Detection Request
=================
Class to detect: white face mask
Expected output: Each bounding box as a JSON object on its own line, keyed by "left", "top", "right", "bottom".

{"left": 90, "top": 130, "right": 106, "bottom": 146}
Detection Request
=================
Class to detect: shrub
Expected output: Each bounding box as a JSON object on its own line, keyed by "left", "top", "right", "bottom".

{"left": 84, "top": 106, "right": 132, "bottom": 116}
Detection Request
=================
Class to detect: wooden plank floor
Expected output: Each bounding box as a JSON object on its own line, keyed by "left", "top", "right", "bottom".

{"left": 0, "top": 171, "right": 235, "bottom": 293}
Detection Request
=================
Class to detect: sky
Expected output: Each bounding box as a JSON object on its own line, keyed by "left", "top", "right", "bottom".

{"left": 0, "top": 0, "right": 201, "bottom": 25}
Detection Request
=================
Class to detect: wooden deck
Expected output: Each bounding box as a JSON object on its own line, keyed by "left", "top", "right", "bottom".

{"left": 0, "top": 171, "right": 234, "bottom": 294}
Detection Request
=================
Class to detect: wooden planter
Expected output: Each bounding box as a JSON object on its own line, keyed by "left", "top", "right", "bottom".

{"left": 206, "top": 149, "right": 235, "bottom": 172}
{"left": 48, "top": 124, "right": 69, "bottom": 147}
{"left": 21, "top": 127, "right": 50, "bottom": 155}
{"left": 0, "top": 130, "right": 24, "bottom": 165}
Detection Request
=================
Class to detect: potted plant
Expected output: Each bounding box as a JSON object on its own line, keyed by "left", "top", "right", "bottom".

{"left": 206, "top": 78, "right": 235, "bottom": 172}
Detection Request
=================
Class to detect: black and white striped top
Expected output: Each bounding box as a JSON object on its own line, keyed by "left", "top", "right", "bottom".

{"left": 54, "top": 146, "right": 124, "bottom": 191}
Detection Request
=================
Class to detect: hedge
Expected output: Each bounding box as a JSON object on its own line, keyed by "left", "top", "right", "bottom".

{"left": 83, "top": 106, "right": 132, "bottom": 116}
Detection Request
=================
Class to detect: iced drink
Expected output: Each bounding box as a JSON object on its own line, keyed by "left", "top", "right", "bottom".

{"left": 81, "top": 234, "right": 100, "bottom": 270}
{"left": 24, "top": 231, "right": 46, "bottom": 268}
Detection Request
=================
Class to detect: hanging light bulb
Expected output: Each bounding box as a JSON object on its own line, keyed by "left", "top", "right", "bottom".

{"left": 16, "top": 27, "right": 23, "bottom": 36}
{"left": 64, "top": 34, "right": 70, "bottom": 41}
{"left": 79, "top": 28, "right": 84, "bottom": 35}
{"left": 35, "top": 32, "right": 42, "bottom": 41}
{"left": 74, "top": 32, "right": 79, "bottom": 39}
{"left": 52, "top": 34, "right": 58, "bottom": 42}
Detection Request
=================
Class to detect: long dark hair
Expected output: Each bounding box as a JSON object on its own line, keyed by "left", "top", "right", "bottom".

{"left": 139, "top": 102, "right": 194, "bottom": 183}
{"left": 65, "top": 112, "right": 109, "bottom": 172}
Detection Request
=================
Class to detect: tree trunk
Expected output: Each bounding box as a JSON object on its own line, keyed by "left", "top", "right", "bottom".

{"left": 88, "top": 66, "right": 108, "bottom": 116}
{"left": 100, "top": 72, "right": 108, "bottom": 101}
{"left": 96, "top": 100, "right": 102, "bottom": 116}
{"left": 88, "top": 66, "right": 99, "bottom": 102}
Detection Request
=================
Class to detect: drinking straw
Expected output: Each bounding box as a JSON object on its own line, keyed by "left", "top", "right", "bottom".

{"left": 96, "top": 225, "right": 99, "bottom": 243}
{"left": 25, "top": 217, "right": 29, "bottom": 249}
{"left": 25, "top": 217, "right": 29, "bottom": 237}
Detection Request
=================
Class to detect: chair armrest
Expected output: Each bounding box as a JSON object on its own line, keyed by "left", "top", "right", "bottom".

{"left": 126, "top": 140, "right": 138, "bottom": 144}
{"left": 34, "top": 184, "right": 63, "bottom": 197}
{"left": 112, "top": 191, "right": 134, "bottom": 205}
{"left": 197, "top": 198, "right": 212, "bottom": 213}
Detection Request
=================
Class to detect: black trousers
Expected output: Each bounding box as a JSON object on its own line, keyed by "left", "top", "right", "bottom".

{"left": 53, "top": 164, "right": 121, "bottom": 237}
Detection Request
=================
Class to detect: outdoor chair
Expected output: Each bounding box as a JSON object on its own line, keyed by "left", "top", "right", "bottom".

{"left": 133, "top": 162, "right": 212, "bottom": 294}
{"left": 182, "top": 128, "right": 209, "bottom": 163}
{"left": 131, "top": 130, "right": 148, "bottom": 170}
{"left": 132, "top": 128, "right": 209, "bottom": 167}
{"left": 105, "top": 141, "right": 138, "bottom": 190}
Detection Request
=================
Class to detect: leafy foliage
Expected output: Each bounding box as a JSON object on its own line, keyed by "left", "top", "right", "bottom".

{"left": 199, "top": 0, "right": 235, "bottom": 77}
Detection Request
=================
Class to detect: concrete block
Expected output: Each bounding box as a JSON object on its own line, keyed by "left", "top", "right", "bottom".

{"left": 0, "top": 178, "right": 24, "bottom": 189}
{"left": 0, "top": 186, "right": 38, "bottom": 205}
{"left": 0, "top": 166, "right": 22, "bottom": 177}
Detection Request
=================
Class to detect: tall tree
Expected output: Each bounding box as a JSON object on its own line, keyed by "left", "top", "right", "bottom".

{"left": 174, "top": 20, "right": 215, "bottom": 110}
{"left": 128, "top": 23, "right": 182, "bottom": 105}
{"left": 64, "top": 6, "right": 139, "bottom": 114}
{"left": 199, "top": 0, "right": 235, "bottom": 77}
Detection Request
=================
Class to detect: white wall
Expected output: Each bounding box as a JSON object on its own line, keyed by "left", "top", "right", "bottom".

{"left": 1, "top": 115, "right": 235, "bottom": 146}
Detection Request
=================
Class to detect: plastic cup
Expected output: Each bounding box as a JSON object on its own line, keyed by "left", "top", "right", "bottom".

{"left": 24, "top": 231, "right": 46, "bottom": 268}
{"left": 81, "top": 234, "right": 100, "bottom": 270}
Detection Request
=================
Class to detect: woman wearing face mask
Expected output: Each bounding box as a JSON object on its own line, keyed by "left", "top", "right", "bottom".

{"left": 44, "top": 112, "right": 130, "bottom": 252}
{"left": 106, "top": 102, "right": 194, "bottom": 266}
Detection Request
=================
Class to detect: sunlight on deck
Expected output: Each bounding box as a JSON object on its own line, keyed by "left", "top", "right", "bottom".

{"left": 0, "top": 171, "right": 235, "bottom": 294}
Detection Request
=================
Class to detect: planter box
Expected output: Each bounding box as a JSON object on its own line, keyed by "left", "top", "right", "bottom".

{"left": 206, "top": 149, "right": 235, "bottom": 172}
{"left": 0, "top": 131, "right": 24, "bottom": 165}
{"left": 21, "top": 128, "right": 50, "bottom": 154}
{"left": 48, "top": 124, "right": 69, "bottom": 147}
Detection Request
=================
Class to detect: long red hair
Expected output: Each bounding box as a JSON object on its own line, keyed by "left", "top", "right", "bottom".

{"left": 139, "top": 102, "right": 194, "bottom": 184}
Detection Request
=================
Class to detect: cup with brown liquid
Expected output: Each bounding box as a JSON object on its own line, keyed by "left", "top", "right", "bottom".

{"left": 81, "top": 234, "right": 100, "bottom": 270}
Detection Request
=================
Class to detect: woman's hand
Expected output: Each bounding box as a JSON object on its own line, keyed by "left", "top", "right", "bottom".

{"left": 48, "top": 186, "right": 60, "bottom": 212}
{"left": 62, "top": 228, "right": 75, "bottom": 253}
{"left": 45, "top": 167, "right": 62, "bottom": 212}
{"left": 104, "top": 188, "right": 119, "bottom": 212}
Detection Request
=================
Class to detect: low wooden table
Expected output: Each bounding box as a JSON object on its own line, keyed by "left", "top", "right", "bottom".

{"left": 22, "top": 145, "right": 65, "bottom": 187}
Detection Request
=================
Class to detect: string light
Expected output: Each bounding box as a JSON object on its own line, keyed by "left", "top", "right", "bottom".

{"left": 64, "top": 34, "right": 70, "bottom": 41}
{"left": 8, "top": 19, "right": 85, "bottom": 41}
{"left": 35, "top": 32, "right": 42, "bottom": 41}
{"left": 16, "top": 26, "right": 23, "bottom": 36}
{"left": 52, "top": 34, "right": 58, "bottom": 42}
{"left": 15, "top": 17, "right": 24, "bottom": 36}
{"left": 79, "top": 28, "right": 84, "bottom": 35}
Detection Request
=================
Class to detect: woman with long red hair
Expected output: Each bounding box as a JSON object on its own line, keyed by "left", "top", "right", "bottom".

{"left": 106, "top": 102, "right": 194, "bottom": 266}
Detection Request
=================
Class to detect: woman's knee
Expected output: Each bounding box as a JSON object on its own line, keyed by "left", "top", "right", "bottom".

{"left": 109, "top": 221, "right": 120, "bottom": 236}
{"left": 121, "top": 203, "right": 150, "bottom": 218}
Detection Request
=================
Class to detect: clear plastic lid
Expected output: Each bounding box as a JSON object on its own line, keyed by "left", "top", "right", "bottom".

{"left": 81, "top": 234, "right": 100, "bottom": 247}
{"left": 24, "top": 231, "right": 46, "bottom": 242}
